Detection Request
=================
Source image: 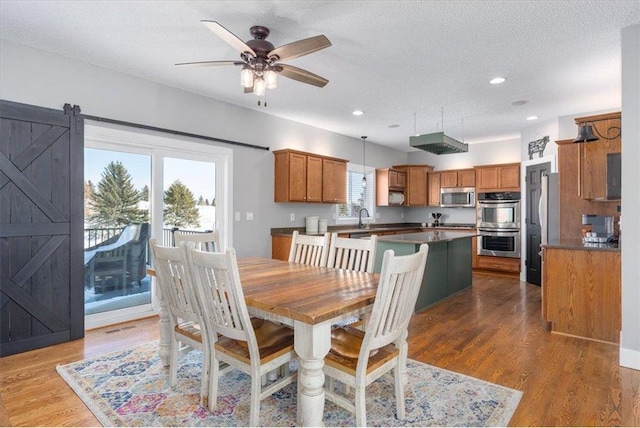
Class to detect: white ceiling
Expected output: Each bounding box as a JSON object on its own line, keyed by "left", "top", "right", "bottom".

{"left": 1, "top": 1, "right": 638, "bottom": 152}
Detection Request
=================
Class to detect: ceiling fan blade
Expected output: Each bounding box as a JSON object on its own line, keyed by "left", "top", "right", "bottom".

{"left": 244, "top": 86, "right": 254, "bottom": 94}
{"left": 201, "top": 20, "right": 256, "bottom": 57}
{"left": 268, "top": 35, "right": 331, "bottom": 62}
{"left": 175, "top": 60, "right": 244, "bottom": 67}
{"left": 275, "top": 64, "right": 329, "bottom": 88}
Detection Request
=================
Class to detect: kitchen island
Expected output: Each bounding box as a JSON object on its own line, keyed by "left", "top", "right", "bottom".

{"left": 374, "top": 231, "right": 478, "bottom": 312}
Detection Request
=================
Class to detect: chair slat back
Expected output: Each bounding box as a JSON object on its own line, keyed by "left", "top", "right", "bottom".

{"left": 187, "top": 247, "right": 256, "bottom": 347}
{"left": 288, "top": 231, "right": 330, "bottom": 267}
{"left": 327, "top": 233, "right": 378, "bottom": 273}
{"left": 174, "top": 230, "right": 220, "bottom": 252}
{"left": 149, "top": 239, "right": 199, "bottom": 324}
{"left": 362, "top": 244, "right": 429, "bottom": 355}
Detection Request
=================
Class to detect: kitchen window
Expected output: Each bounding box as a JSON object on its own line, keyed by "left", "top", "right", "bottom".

{"left": 336, "top": 163, "right": 375, "bottom": 223}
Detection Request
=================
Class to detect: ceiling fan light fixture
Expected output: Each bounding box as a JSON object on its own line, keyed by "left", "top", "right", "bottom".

{"left": 254, "top": 77, "right": 266, "bottom": 96}
{"left": 264, "top": 69, "right": 277, "bottom": 89}
{"left": 240, "top": 66, "right": 254, "bottom": 88}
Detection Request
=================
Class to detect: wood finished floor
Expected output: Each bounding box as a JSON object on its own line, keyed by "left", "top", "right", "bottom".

{"left": 1, "top": 272, "right": 639, "bottom": 426}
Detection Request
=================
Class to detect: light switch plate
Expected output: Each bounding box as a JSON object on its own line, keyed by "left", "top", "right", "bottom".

{"left": 290, "top": 213, "right": 295, "bottom": 222}
{"left": 234, "top": 212, "right": 240, "bottom": 221}
{"left": 246, "top": 212, "right": 254, "bottom": 221}
{"left": 400, "top": 212, "right": 404, "bottom": 219}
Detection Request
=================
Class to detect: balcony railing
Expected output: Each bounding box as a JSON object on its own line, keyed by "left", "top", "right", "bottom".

{"left": 84, "top": 226, "right": 214, "bottom": 249}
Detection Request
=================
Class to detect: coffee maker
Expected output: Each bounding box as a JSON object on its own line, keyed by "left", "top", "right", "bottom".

{"left": 582, "top": 214, "right": 615, "bottom": 242}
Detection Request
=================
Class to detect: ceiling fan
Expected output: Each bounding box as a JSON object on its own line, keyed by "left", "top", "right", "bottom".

{"left": 176, "top": 21, "right": 331, "bottom": 98}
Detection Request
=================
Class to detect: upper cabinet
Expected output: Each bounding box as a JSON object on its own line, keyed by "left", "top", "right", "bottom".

{"left": 273, "top": 149, "right": 347, "bottom": 203}
{"left": 393, "top": 165, "right": 432, "bottom": 206}
{"left": 428, "top": 172, "right": 441, "bottom": 206}
{"left": 322, "top": 158, "right": 347, "bottom": 203}
{"left": 440, "top": 168, "right": 476, "bottom": 188}
{"left": 475, "top": 163, "right": 520, "bottom": 192}
{"left": 576, "top": 112, "right": 621, "bottom": 201}
{"left": 376, "top": 168, "right": 407, "bottom": 206}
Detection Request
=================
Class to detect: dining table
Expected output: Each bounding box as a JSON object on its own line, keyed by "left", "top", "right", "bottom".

{"left": 151, "top": 257, "right": 379, "bottom": 426}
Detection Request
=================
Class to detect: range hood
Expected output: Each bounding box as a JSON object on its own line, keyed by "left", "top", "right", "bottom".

{"left": 410, "top": 132, "right": 468, "bottom": 155}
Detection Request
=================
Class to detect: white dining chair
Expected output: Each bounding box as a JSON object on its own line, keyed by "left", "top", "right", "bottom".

{"left": 174, "top": 230, "right": 221, "bottom": 252}
{"left": 149, "top": 239, "right": 210, "bottom": 406}
{"left": 323, "top": 244, "right": 429, "bottom": 427}
{"left": 326, "top": 233, "right": 378, "bottom": 273}
{"left": 186, "top": 247, "right": 297, "bottom": 427}
{"left": 288, "top": 230, "right": 330, "bottom": 266}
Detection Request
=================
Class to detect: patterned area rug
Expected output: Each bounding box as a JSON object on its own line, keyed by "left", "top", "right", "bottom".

{"left": 57, "top": 341, "right": 522, "bottom": 427}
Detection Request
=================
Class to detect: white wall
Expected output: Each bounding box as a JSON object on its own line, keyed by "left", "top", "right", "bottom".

{"left": 620, "top": 24, "right": 640, "bottom": 370}
{"left": 0, "top": 40, "right": 407, "bottom": 257}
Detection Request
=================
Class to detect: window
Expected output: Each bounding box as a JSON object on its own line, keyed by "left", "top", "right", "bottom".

{"left": 83, "top": 121, "right": 232, "bottom": 329}
{"left": 336, "top": 163, "right": 375, "bottom": 223}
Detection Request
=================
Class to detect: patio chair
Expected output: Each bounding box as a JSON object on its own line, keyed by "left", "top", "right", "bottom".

{"left": 84, "top": 223, "right": 149, "bottom": 293}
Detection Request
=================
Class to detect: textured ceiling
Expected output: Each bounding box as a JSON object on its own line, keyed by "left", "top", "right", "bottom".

{"left": 1, "top": 1, "right": 638, "bottom": 151}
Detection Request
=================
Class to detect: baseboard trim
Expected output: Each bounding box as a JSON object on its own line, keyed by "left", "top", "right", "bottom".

{"left": 620, "top": 346, "right": 640, "bottom": 370}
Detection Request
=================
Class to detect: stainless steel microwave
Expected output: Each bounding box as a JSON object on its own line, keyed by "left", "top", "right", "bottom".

{"left": 440, "top": 187, "right": 475, "bottom": 208}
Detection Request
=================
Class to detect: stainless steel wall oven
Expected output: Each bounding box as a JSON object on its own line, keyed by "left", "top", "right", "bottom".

{"left": 477, "top": 191, "right": 521, "bottom": 258}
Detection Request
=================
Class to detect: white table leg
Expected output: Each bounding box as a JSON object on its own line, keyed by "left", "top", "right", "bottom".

{"left": 156, "top": 286, "right": 171, "bottom": 366}
{"left": 294, "top": 320, "right": 331, "bottom": 427}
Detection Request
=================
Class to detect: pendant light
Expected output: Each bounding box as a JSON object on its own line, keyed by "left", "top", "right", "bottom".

{"left": 573, "top": 123, "right": 599, "bottom": 143}
{"left": 361, "top": 136, "right": 368, "bottom": 188}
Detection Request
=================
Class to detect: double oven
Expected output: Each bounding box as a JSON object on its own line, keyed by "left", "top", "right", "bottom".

{"left": 476, "top": 192, "right": 521, "bottom": 258}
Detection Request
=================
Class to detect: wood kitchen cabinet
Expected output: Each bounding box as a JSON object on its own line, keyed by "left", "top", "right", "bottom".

{"left": 475, "top": 163, "right": 520, "bottom": 192}
{"left": 273, "top": 149, "right": 347, "bottom": 203}
{"left": 393, "top": 165, "right": 432, "bottom": 206}
{"left": 542, "top": 245, "right": 620, "bottom": 344}
{"left": 376, "top": 168, "right": 406, "bottom": 206}
{"left": 440, "top": 168, "right": 476, "bottom": 188}
{"left": 322, "top": 158, "right": 347, "bottom": 203}
{"left": 428, "top": 172, "right": 441, "bottom": 206}
{"left": 476, "top": 255, "right": 520, "bottom": 273}
{"left": 576, "top": 112, "right": 621, "bottom": 201}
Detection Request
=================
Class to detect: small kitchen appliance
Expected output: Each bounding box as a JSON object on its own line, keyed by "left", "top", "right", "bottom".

{"left": 581, "top": 214, "right": 615, "bottom": 242}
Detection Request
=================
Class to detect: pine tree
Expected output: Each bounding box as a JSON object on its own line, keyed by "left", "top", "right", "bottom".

{"left": 88, "top": 161, "right": 148, "bottom": 228}
{"left": 205, "top": 198, "right": 210, "bottom": 206}
{"left": 140, "top": 185, "right": 149, "bottom": 202}
{"left": 197, "top": 195, "right": 205, "bottom": 206}
{"left": 164, "top": 180, "right": 200, "bottom": 228}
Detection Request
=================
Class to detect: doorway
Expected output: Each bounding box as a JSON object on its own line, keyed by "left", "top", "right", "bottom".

{"left": 84, "top": 122, "right": 232, "bottom": 328}
{"left": 525, "top": 162, "right": 550, "bottom": 285}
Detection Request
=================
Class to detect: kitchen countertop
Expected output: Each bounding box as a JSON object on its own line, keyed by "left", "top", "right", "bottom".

{"left": 376, "top": 231, "right": 479, "bottom": 244}
{"left": 542, "top": 238, "right": 620, "bottom": 252}
{"left": 271, "top": 223, "right": 476, "bottom": 236}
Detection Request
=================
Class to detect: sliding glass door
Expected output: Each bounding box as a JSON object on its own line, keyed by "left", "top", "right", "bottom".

{"left": 84, "top": 122, "right": 232, "bottom": 329}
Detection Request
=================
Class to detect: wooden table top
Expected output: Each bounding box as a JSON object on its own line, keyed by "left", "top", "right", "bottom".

{"left": 149, "top": 257, "right": 379, "bottom": 325}
{"left": 237, "top": 257, "right": 379, "bottom": 325}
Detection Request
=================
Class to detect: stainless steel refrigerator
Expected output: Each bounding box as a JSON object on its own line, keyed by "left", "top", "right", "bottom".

{"left": 539, "top": 173, "right": 560, "bottom": 245}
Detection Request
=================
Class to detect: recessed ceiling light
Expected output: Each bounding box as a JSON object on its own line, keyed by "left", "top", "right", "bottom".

{"left": 388, "top": 124, "right": 400, "bottom": 128}
{"left": 526, "top": 116, "right": 539, "bottom": 121}
{"left": 352, "top": 110, "right": 364, "bottom": 116}
{"left": 511, "top": 100, "right": 527, "bottom": 106}
{"left": 490, "top": 77, "right": 506, "bottom": 84}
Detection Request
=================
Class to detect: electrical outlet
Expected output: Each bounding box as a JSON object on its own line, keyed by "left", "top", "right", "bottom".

{"left": 376, "top": 212, "right": 380, "bottom": 219}
{"left": 290, "top": 213, "right": 295, "bottom": 222}
{"left": 400, "top": 212, "right": 404, "bottom": 219}
{"left": 234, "top": 212, "right": 240, "bottom": 221}
{"left": 246, "top": 212, "right": 254, "bottom": 221}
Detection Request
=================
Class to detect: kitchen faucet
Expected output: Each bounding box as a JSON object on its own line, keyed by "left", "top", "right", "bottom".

{"left": 358, "top": 208, "right": 370, "bottom": 229}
